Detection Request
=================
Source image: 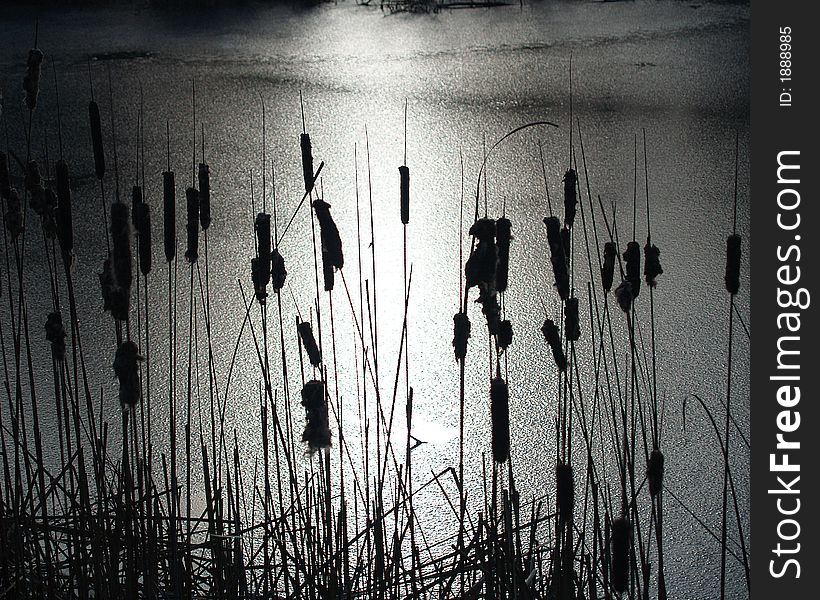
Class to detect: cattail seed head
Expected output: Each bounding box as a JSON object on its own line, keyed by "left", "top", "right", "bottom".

{"left": 113, "top": 340, "right": 143, "bottom": 411}
{"left": 45, "top": 312, "right": 66, "bottom": 362}
{"left": 611, "top": 517, "right": 632, "bottom": 594}
{"left": 469, "top": 217, "right": 496, "bottom": 243}
{"left": 41, "top": 189, "right": 57, "bottom": 239}
{"left": 614, "top": 280, "right": 633, "bottom": 313}
{"left": 453, "top": 311, "right": 470, "bottom": 361}
{"left": 255, "top": 213, "right": 272, "bottom": 263}
{"left": 253, "top": 213, "right": 272, "bottom": 301}
{"left": 556, "top": 463, "right": 574, "bottom": 522}
{"left": 540, "top": 318, "right": 567, "bottom": 372}
{"left": 399, "top": 165, "right": 410, "bottom": 225}
{"left": 271, "top": 248, "right": 287, "bottom": 292}
{"left": 644, "top": 242, "right": 663, "bottom": 287}
{"left": 623, "top": 241, "right": 641, "bottom": 299}
{"left": 0, "top": 152, "right": 11, "bottom": 198}
{"left": 99, "top": 258, "right": 129, "bottom": 321}
{"left": 198, "top": 162, "right": 211, "bottom": 230}
{"left": 495, "top": 217, "right": 512, "bottom": 293}
{"left": 544, "top": 216, "right": 569, "bottom": 301}
{"left": 648, "top": 449, "right": 665, "bottom": 498}
{"left": 725, "top": 234, "right": 741, "bottom": 295}
{"left": 312, "top": 198, "right": 344, "bottom": 269}
{"left": 478, "top": 287, "right": 501, "bottom": 335}
{"left": 465, "top": 218, "right": 497, "bottom": 290}
{"left": 322, "top": 250, "right": 335, "bottom": 292}
{"left": 251, "top": 258, "right": 268, "bottom": 305}
{"left": 490, "top": 378, "right": 510, "bottom": 465}
{"left": 465, "top": 243, "right": 497, "bottom": 292}
{"left": 185, "top": 187, "right": 199, "bottom": 263}
{"left": 163, "top": 171, "right": 176, "bottom": 262}
{"left": 601, "top": 241, "right": 616, "bottom": 293}
{"left": 563, "top": 168, "right": 578, "bottom": 229}
{"left": 564, "top": 296, "right": 580, "bottom": 342}
{"left": 5, "top": 188, "right": 24, "bottom": 239}
{"left": 26, "top": 160, "right": 46, "bottom": 215}
{"left": 301, "top": 379, "right": 331, "bottom": 451}
{"left": 131, "top": 185, "right": 143, "bottom": 228}
{"left": 298, "top": 321, "right": 321, "bottom": 367}
{"left": 110, "top": 202, "right": 132, "bottom": 291}
{"left": 134, "top": 202, "right": 152, "bottom": 276}
{"left": 300, "top": 133, "right": 314, "bottom": 194}
{"left": 55, "top": 159, "right": 73, "bottom": 259}
{"left": 89, "top": 100, "right": 106, "bottom": 181}
{"left": 497, "top": 319, "right": 513, "bottom": 352}
{"left": 23, "top": 48, "right": 44, "bottom": 111}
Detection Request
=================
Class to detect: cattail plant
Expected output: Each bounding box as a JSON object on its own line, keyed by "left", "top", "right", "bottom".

{"left": 725, "top": 235, "right": 741, "bottom": 295}
{"left": 163, "top": 170, "right": 176, "bottom": 262}
{"left": 563, "top": 168, "right": 577, "bottom": 229}
{"left": 490, "top": 377, "right": 510, "bottom": 464}
{"left": 185, "top": 187, "right": 199, "bottom": 263}
{"left": 540, "top": 318, "right": 566, "bottom": 372}
{"left": 301, "top": 379, "right": 331, "bottom": 451}
{"left": 495, "top": 217, "right": 511, "bottom": 293}
{"left": 110, "top": 202, "right": 133, "bottom": 291}
{"left": 480, "top": 291, "right": 501, "bottom": 336}
{"left": 251, "top": 258, "right": 268, "bottom": 303}
{"left": 399, "top": 165, "right": 410, "bottom": 225}
{"left": 134, "top": 202, "right": 151, "bottom": 276}
{"left": 465, "top": 218, "right": 496, "bottom": 289}
{"left": 648, "top": 448, "right": 664, "bottom": 498}
{"left": 644, "top": 242, "right": 663, "bottom": 287}
{"left": 321, "top": 250, "right": 334, "bottom": 291}
{"left": 25, "top": 160, "right": 45, "bottom": 214}
{"left": 23, "top": 48, "right": 44, "bottom": 111}
{"left": 564, "top": 296, "right": 580, "bottom": 342}
{"left": 298, "top": 320, "right": 321, "bottom": 367}
{"left": 543, "top": 216, "right": 569, "bottom": 300}
{"left": 300, "top": 133, "right": 314, "bottom": 194}
{"left": 45, "top": 312, "right": 66, "bottom": 362}
{"left": 0, "top": 152, "right": 11, "bottom": 197}
{"left": 270, "top": 248, "right": 287, "bottom": 292}
{"left": 131, "top": 185, "right": 143, "bottom": 227}
{"left": 55, "top": 159, "right": 73, "bottom": 260}
{"left": 497, "top": 319, "right": 512, "bottom": 352}
{"left": 114, "top": 340, "right": 143, "bottom": 411}
{"left": 611, "top": 517, "right": 632, "bottom": 594}
{"left": 601, "top": 241, "right": 616, "bottom": 293}
{"left": 312, "top": 198, "right": 344, "bottom": 270}
{"left": 614, "top": 280, "right": 633, "bottom": 313}
{"left": 40, "top": 188, "right": 57, "bottom": 239}
{"left": 623, "top": 240, "right": 641, "bottom": 299}
{"left": 100, "top": 264, "right": 129, "bottom": 322}
{"left": 465, "top": 218, "right": 501, "bottom": 334}
{"left": 253, "top": 213, "right": 272, "bottom": 303}
{"left": 452, "top": 312, "right": 470, "bottom": 361}
{"left": 555, "top": 463, "right": 574, "bottom": 523}
{"left": 198, "top": 162, "right": 211, "bottom": 230}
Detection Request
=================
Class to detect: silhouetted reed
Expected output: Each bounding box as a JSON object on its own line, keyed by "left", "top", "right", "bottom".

{"left": 490, "top": 377, "right": 510, "bottom": 464}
